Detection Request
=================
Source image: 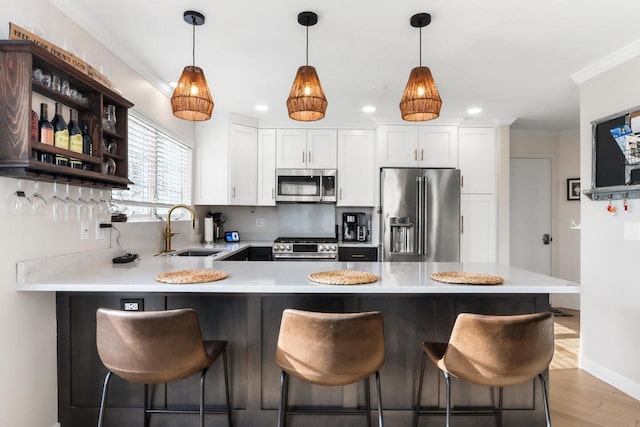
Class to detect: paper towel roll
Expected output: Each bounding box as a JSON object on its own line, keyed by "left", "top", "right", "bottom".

{"left": 204, "top": 217, "right": 214, "bottom": 243}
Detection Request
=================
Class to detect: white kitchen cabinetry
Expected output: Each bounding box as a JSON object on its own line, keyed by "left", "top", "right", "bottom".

{"left": 460, "top": 194, "right": 497, "bottom": 262}
{"left": 276, "top": 129, "right": 337, "bottom": 169}
{"left": 458, "top": 127, "right": 496, "bottom": 194}
{"left": 458, "top": 127, "right": 498, "bottom": 263}
{"left": 257, "top": 129, "right": 276, "bottom": 206}
{"left": 194, "top": 113, "right": 258, "bottom": 206}
{"left": 337, "top": 130, "right": 375, "bottom": 206}
{"left": 229, "top": 124, "right": 258, "bottom": 205}
{"left": 377, "top": 125, "right": 457, "bottom": 167}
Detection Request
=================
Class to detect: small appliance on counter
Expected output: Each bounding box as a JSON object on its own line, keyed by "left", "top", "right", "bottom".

{"left": 211, "top": 212, "right": 226, "bottom": 242}
{"left": 343, "top": 212, "right": 368, "bottom": 242}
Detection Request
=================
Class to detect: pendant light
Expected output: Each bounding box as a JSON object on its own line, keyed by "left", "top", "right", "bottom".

{"left": 399, "top": 13, "right": 442, "bottom": 122}
{"left": 286, "top": 11, "right": 328, "bottom": 122}
{"left": 171, "top": 10, "right": 214, "bottom": 121}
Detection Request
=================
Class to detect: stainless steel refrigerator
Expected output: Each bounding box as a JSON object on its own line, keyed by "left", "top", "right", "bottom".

{"left": 380, "top": 168, "right": 460, "bottom": 262}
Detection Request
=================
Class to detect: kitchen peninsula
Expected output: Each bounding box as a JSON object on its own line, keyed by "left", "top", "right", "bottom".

{"left": 18, "top": 251, "right": 577, "bottom": 427}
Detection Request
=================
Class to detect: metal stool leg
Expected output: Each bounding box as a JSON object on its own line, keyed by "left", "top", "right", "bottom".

{"left": 497, "top": 387, "right": 504, "bottom": 427}
{"left": 538, "top": 373, "right": 552, "bottom": 427}
{"left": 97, "top": 371, "right": 112, "bottom": 427}
{"left": 375, "top": 371, "right": 384, "bottom": 427}
{"left": 365, "top": 376, "right": 372, "bottom": 427}
{"left": 277, "top": 371, "right": 289, "bottom": 427}
{"left": 414, "top": 352, "right": 427, "bottom": 427}
{"left": 200, "top": 367, "right": 210, "bottom": 427}
{"left": 443, "top": 371, "right": 451, "bottom": 427}
{"left": 143, "top": 383, "right": 150, "bottom": 427}
{"left": 222, "top": 349, "right": 233, "bottom": 427}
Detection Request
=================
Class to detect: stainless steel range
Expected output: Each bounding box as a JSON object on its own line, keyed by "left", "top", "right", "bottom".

{"left": 272, "top": 237, "right": 338, "bottom": 261}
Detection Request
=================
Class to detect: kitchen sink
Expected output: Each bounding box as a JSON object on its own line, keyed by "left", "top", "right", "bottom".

{"left": 170, "top": 249, "right": 226, "bottom": 257}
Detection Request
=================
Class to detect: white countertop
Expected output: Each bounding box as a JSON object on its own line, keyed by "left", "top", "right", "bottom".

{"left": 16, "top": 246, "right": 579, "bottom": 294}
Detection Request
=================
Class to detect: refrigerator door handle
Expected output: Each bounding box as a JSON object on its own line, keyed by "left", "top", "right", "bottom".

{"left": 422, "top": 176, "right": 428, "bottom": 257}
{"left": 416, "top": 177, "right": 423, "bottom": 255}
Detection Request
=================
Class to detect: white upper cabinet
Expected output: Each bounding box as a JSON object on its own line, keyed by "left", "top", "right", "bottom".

{"left": 276, "top": 129, "right": 337, "bottom": 169}
{"left": 194, "top": 114, "right": 258, "bottom": 206}
{"left": 257, "top": 129, "right": 276, "bottom": 206}
{"left": 377, "top": 125, "right": 457, "bottom": 167}
{"left": 419, "top": 126, "right": 458, "bottom": 167}
{"left": 337, "top": 130, "right": 376, "bottom": 206}
{"left": 377, "top": 126, "right": 419, "bottom": 167}
{"left": 458, "top": 127, "right": 496, "bottom": 194}
{"left": 228, "top": 123, "right": 258, "bottom": 205}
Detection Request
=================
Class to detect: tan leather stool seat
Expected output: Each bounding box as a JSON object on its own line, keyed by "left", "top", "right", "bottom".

{"left": 96, "top": 308, "right": 232, "bottom": 427}
{"left": 415, "top": 312, "right": 554, "bottom": 427}
{"left": 275, "top": 309, "right": 386, "bottom": 427}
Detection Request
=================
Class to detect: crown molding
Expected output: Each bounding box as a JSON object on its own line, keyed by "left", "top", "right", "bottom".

{"left": 571, "top": 39, "right": 640, "bottom": 84}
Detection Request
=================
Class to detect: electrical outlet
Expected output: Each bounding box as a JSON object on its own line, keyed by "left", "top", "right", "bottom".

{"left": 96, "top": 222, "right": 105, "bottom": 240}
{"left": 120, "top": 298, "right": 144, "bottom": 311}
{"left": 256, "top": 218, "right": 265, "bottom": 228}
{"left": 80, "top": 221, "right": 89, "bottom": 240}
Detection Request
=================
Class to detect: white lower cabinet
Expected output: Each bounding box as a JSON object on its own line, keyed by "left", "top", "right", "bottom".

{"left": 194, "top": 114, "right": 258, "bottom": 206}
{"left": 337, "top": 130, "right": 375, "bottom": 206}
{"left": 460, "top": 194, "right": 497, "bottom": 262}
{"left": 257, "top": 129, "right": 276, "bottom": 206}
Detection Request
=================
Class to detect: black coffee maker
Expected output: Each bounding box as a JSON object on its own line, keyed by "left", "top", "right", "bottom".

{"left": 343, "top": 212, "right": 366, "bottom": 242}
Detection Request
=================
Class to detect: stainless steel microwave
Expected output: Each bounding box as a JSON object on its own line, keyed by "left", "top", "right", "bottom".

{"left": 275, "top": 169, "right": 337, "bottom": 203}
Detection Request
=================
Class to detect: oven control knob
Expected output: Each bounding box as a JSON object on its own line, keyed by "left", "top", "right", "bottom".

{"left": 273, "top": 245, "right": 279, "bottom": 251}
{"left": 285, "top": 245, "right": 291, "bottom": 251}
{"left": 276, "top": 245, "right": 282, "bottom": 251}
{"left": 330, "top": 245, "right": 336, "bottom": 251}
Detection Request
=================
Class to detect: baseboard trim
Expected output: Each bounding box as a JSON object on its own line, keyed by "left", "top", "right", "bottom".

{"left": 580, "top": 354, "right": 640, "bottom": 400}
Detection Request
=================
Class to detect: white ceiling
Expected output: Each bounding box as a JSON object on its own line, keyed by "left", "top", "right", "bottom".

{"left": 52, "top": 0, "right": 640, "bottom": 132}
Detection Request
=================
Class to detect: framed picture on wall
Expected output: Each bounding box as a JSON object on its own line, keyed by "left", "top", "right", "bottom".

{"left": 567, "top": 178, "right": 581, "bottom": 200}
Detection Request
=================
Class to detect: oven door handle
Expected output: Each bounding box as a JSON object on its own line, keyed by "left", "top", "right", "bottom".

{"left": 319, "top": 170, "right": 324, "bottom": 202}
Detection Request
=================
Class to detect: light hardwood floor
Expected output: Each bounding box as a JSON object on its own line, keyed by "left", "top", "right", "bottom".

{"left": 550, "top": 308, "right": 640, "bottom": 427}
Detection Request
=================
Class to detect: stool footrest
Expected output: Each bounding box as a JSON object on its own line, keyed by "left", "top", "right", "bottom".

{"left": 145, "top": 407, "right": 231, "bottom": 415}
{"left": 416, "top": 407, "right": 500, "bottom": 416}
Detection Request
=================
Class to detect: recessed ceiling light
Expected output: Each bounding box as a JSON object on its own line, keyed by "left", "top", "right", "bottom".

{"left": 255, "top": 105, "right": 269, "bottom": 112}
{"left": 168, "top": 81, "right": 178, "bottom": 88}
{"left": 362, "top": 106, "right": 376, "bottom": 113}
{"left": 467, "top": 107, "right": 483, "bottom": 114}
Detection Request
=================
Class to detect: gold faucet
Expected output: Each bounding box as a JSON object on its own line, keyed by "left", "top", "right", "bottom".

{"left": 163, "top": 204, "right": 196, "bottom": 253}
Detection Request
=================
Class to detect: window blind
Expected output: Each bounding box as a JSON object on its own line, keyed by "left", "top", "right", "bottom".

{"left": 112, "top": 115, "right": 192, "bottom": 217}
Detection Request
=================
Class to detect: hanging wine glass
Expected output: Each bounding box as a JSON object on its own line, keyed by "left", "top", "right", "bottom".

{"left": 63, "top": 183, "right": 79, "bottom": 222}
{"left": 47, "top": 182, "right": 67, "bottom": 223}
{"left": 88, "top": 188, "right": 99, "bottom": 221}
{"left": 98, "top": 190, "right": 111, "bottom": 222}
{"left": 8, "top": 179, "right": 32, "bottom": 215}
{"left": 30, "top": 181, "right": 48, "bottom": 216}
{"left": 76, "top": 186, "right": 90, "bottom": 222}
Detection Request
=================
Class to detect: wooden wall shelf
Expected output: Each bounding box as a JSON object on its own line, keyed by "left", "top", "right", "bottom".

{"left": 0, "top": 40, "right": 134, "bottom": 189}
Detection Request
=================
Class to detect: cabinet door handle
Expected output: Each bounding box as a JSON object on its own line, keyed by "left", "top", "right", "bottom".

{"left": 460, "top": 176, "right": 464, "bottom": 188}
{"left": 340, "top": 188, "right": 343, "bottom": 200}
{"left": 414, "top": 149, "right": 418, "bottom": 161}
{"left": 461, "top": 216, "right": 464, "bottom": 234}
{"left": 308, "top": 151, "right": 312, "bottom": 163}
{"left": 421, "top": 148, "right": 424, "bottom": 161}
{"left": 302, "top": 151, "right": 305, "bottom": 163}
{"left": 232, "top": 186, "right": 236, "bottom": 199}
{"left": 351, "top": 254, "right": 365, "bottom": 258}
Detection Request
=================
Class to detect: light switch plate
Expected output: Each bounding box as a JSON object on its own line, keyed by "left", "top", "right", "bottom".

{"left": 80, "top": 221, "right": 89, "bottom": 240}
{"left": 96, "top": 222, "right": 105, "bottom": 240}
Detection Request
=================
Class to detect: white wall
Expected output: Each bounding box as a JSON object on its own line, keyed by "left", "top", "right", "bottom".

{"left": 0, "top": 1, "right": 195, "bottom": 426}
{"left": 579, "top": 55, "right": 640, "bottom": 400}
{"left": 510, "top": 131, "right": 581, "bottom": 309}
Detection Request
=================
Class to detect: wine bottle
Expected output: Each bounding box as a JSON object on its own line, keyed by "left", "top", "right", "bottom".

{"left": 38, "top": 103, "right": 54, "bottom": 163}
{"left": 81, "top": 122, "right": 93, "bottom": 171}
{"left": 68, "top": 108, "right": 83, "bottom": 169}
{"left": 51, "top": 103, "right": 69, "bottom": 167}
{"left": 31, "top": 109, "right": 38, "bottom": 142}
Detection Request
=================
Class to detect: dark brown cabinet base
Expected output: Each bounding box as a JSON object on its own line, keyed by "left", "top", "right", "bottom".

{"left": 56, "top": 292, "right": 550, "bottom": 427}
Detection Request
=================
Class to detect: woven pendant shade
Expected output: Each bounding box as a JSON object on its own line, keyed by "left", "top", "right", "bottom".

{"left": 399, "top": 66, "right": 441, "bottom": 121}
{"left": 171, "top": 66, "right": 214, "bottom": 121}
{"left": 287, "top": 65, "right": 328, "bottom": 121}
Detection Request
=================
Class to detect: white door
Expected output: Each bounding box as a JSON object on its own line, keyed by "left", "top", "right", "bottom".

{"left": 510, "top": 158, "right": 552, "bottom": 275}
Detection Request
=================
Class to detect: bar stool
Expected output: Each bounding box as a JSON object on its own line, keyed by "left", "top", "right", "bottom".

{"left": 414, "top": 312, "right": 554, "bottom": 427}
{"left": 275, "top": 309, "right": 385, "bottom": 427}
{"left": 95, "top": 308, "right": 232, "bottom": 427}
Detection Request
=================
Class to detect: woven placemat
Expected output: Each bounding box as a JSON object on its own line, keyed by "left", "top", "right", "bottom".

{"left": 308, "top": 270, "right": 379, "bottom": 285}
{"left": 155, "top": 269, "right": 228, "bottom": 284}
{"left": 430, "top": 271, "right": 504, "bottom": 285}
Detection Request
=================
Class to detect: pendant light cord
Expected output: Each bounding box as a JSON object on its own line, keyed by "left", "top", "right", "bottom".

{"left": 419, "top": 26, "right": 422, "bottom": 67}
{"left": 306, "top": 24, "right": 309, "bottom": 65}
{"left": 192, "top": 17, "right": 196, "bottom": 67}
